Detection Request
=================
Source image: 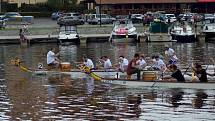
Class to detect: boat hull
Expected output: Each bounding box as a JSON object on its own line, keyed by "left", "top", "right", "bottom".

{"left": 204, "top": 32, "right": 215, "bottom": 41}
{"left": 147, "top": 33, "right": 172, "bottom": 42}
{"left": 58, "top": 38, "right": 80, "bottom": 44}
{"left": 101, "top": 79, "right": 215, "bottom": 90}
{"left": 111, "top": 34, "right": 138, "bottom": 43}
{"left": 171, "top": 34, "right": 197, "bottom": 43}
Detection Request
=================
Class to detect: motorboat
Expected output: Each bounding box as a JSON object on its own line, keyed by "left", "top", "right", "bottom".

{"left": 202, "top": 19, "right": 215, "bottom": 41}
{"left": 170, "top": 22, "right": 197, "bottom": 43}
{"left": 109, "top": 19, "right": 138, "bottom": 43}
{"left": 146, "top": 19, "right": 171, "bottom": 42}
{"left": 58, "top": 25, "right": 80, "bottom": 44}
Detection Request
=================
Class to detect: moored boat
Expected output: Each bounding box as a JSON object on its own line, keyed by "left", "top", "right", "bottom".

{"left": 109, "top": 19, "right": 138, "bottom": 43}
{"left": 202, "top": 20, "right": 215, "bottom": 41}
{"left": 147, "top": 19, "right": 171, "bottom": 42}
{"left": 170, "top": 22, "right": 197, "bottom": 43}
{"left": 58, "top": 25, "right": 80, "bottom": 44}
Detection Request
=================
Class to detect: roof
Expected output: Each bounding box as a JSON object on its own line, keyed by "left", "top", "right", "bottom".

{"left": 95, "top": 0, "right": 198, "bottom": 4}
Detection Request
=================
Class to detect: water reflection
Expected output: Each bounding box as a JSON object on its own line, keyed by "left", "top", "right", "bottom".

{"left": 167, "top": 89, "right": 184, "bottom": 108}
{"left": 0, "top": 42, "right": 215, "bottom": 120}
{"left": 192, "top": 91, "right": 208, "bottom": 109}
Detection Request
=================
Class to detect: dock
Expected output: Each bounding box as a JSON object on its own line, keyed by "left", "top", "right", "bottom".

{"left": 0, "top": 33, "right": 207, "bottom": 44}
{"left": 0, "top": 34, "right": 111, "bottom": 44}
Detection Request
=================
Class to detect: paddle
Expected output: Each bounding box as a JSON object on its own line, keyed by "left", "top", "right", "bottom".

{"left": 78, "top": 65, "right": 102, "bottom": 81}
{"left": 10, "top": 58, "right": 31, "bottom": 72}
{"left": 183, "top": 63, "right": 192, "bottom": 76}
{"left": 151, "top": 68, "right": 167, "bottom": 88}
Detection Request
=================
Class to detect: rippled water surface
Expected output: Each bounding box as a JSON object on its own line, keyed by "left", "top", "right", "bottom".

{"left": 0, "top": 42, "right": 215, "bottom": 120}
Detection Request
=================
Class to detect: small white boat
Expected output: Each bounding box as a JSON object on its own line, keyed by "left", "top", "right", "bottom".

{"left": 109, "top": 19, "right": 138, "bottom": 43}
{"left": 170, "top": 23, "right": 197, "bottom": 43}
{"left": 58, "top": 25, "right": 80, "bottom": 44}
{"left": 202, "top": 20, "right": 215, "bottom": 40}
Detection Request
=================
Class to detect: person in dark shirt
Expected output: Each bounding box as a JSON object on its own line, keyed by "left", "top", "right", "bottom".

{"left": 127, "top": 53, "right": 140, "bottom": 80}
{"left": 162, "top": 64, "right": 185, "bottom": 82}
{"left": 170, "top": 64, "right": 185, "bottom": 82}
{"left": 193, "top": 64, "right": 207, "bottom": 82}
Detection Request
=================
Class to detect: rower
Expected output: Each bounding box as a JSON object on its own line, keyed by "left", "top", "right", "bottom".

{"left": 162, "top": 64, "right": 185, "bottom": 82}
{"left": 152, "top": 55, "right": 166, "bottom": 71}
{"left": 47, "top": 48, "right": 60, "bottom": 68}
{"left": 126, "top": 53, "right": 141, "bottom": 80}
{"left": 82, "top": 56, "right": 95, "bottom": 70}
{"left": 99, "top": 56, "right": 112, "bottom": 71}
{"left": 137, "top": 54, "right": 147, "bottom": 70}
{"left": 164, "top": 45, "right": 178, "bottom": 65}
{"left": 192, "top": 63, "right": 208, "bottom": 82}
{"left": 117, "top": 55, "right": 128, "bottom": 72}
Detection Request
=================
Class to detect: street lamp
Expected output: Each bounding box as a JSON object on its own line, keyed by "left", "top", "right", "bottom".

{"left": 99, "top": 0, "right": 101, "bottom": 27}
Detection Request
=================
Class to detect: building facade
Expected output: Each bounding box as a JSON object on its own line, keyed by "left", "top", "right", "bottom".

{"left": 3, "top": 0, "right": 47, "bottom": 7}
{"left": 94, "top": 0, "right": 215, "bottom": 15}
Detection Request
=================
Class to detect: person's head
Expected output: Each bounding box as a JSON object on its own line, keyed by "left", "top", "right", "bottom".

{"left": 196, "top": 64, "right": 202, "bottom": 71}
{"left": 51, "top": 48, "right": 56, "bottom": 52}
{"left": 140, "top": 54, "right": 144, "bottom": 59}
{"left": 134, "top": 53, "right": 140, "bottom": 60}
{"left": 155, "top": 55, "right": 160, "bottom": 61}
{"left": 82, "top": 55, "right": 87, "bottom": 62}
{"left": 103, "top": 56, "right": 108, "bottom": 61}
{"left": 170, "top": 64, "right": 177, "bottom": 72}
{"left": 119, "top": 55, "right": 124, "bottom": 62}
{"left": 165, "top": 45, "right": 169, "bottom": 50}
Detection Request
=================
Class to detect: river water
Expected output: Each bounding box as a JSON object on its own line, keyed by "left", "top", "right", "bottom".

{"left": 0, "top": 42, "right": 215, "bottom": 120}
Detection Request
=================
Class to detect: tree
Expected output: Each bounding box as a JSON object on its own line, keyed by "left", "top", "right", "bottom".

{"left": 47, "top": 0, "right": 78, "bottom": 11}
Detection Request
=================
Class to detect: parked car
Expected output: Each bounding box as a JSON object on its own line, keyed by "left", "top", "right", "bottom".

{"left": 57, "top": 16, "right": 84, "bottom": 26}
{"left": 204, "top": 14, "right": 215, "bottom": 20}
{"left": 4, "top": 12, "right": 21, "bottom": 21}
{"left": 164, "top": 14, "right": 177, "bottom": 23}
{"left": 63, "top": 12, "right": 82, "bottom": 18}
{"left": 87, "top": 14, "right": 115, "bottom": 24}
{"left": 130, "top": 14, "right": 144, "bottom": 23}
{"left": 51, "top": 12, "right": 63, "bottom": 20}
{"left": 115, "top": 15, "right": 129, "bottom": 21}
{"left": 0, "top": 15, "right": 5, "bottom": 20}
{"left": 0, "top": 20, "right": 6, "bottom": 29}
{"left": 180, "top": 13, "right": 194, "bottom": 22}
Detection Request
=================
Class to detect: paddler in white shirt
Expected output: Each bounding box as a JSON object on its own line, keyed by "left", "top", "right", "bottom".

{"left": 137, "top": 54, "right": 147, "bottom": 70}
{"left": 100, "top": 56, "right": 112, "bottom": 71}
{"left": 83, "top": 56, "right": 95, "bottom": 70}
{"left": 164, "top": 45, "right": 178, "bottom": 65}
{"left": 118, "top": 55, "right": 129, "bottom": 72}
{"left": 47, "top": 48, "right": 60, "bottom": 68}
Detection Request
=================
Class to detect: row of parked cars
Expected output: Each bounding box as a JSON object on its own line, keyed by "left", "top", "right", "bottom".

{"left": 52, "top": 12, "right": 116, "bottom": 26}
{"left": 52, "top": 11, "right": 215, "bottom": 26}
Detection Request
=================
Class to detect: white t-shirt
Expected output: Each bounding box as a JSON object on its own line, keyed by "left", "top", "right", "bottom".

{"left": 138, "top": 59, "right": 147, "bottom": 69}
{"left": 153, "top": 59, "right": 165, "bottom": 70}
{"left": 104, "top": 59, "right": 112, "bottom": 69}
{"left": 165, "top": 48, "right": 174, "bottom": 57}
{"left": 47, "top": 51, "right": 55, "bottom": 64}
{"left": 165, "top": 48, "right": 178, "bottom": 60}
{"left": 119, "top": 58, "right": 128, "bottom": 71}
{"left": 84, "top": 58, "right": 94, "bottom": 69}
